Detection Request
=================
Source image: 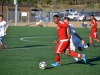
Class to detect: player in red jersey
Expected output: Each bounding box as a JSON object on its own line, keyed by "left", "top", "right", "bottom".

{"left": 51, "top": 15, "right": 71, "bottom": 66}
{"left": 89, "top": 15, "right": 100, "bottom": 46}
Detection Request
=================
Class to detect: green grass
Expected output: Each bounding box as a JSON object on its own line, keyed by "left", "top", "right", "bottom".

{"left": 0, "top": 26, "right": 100, "bottom": 75}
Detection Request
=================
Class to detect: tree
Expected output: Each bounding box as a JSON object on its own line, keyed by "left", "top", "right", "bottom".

{"left": 98, "top": 3, "right": 100, "bottom": 9}
{"left": 43, "top": 0, "right": 51, "bottom": 5}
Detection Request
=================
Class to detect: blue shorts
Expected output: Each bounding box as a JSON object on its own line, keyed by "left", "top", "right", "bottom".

{"left": 70, "top": 35, "right": 84, "bottom": 51}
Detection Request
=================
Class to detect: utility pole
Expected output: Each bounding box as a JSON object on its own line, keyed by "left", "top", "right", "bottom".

{"left": 14, "top": 0, "right": 18, "bottom": 26}
{"left": 75, "top": 0, "right": 76, "bottom": 5}
{"left": 1, "top": 0, "right": 5, "bottom": 15}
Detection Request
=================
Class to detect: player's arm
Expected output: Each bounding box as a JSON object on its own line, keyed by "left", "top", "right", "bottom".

{"left": 4, "top": 23, "right": 9, "bottom": 34}
{"left": 67, "top": 25, "right": 71, "bottom": 39}
{"left": 75, "top": 33, "right": 84, "bottom": 44}
{"left": 88, "top": 26, "right": 92, "bottom": 30}
{"left": 88, "top": 23, "right": 96, "bottom": 30}
{"left": 91, "top": 24, "right": 97, "bottom": 28}
{"left": 91, "top": 20, "right": 97, "bottom": 28}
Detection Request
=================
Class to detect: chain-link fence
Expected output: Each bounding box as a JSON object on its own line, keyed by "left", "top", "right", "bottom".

{"left": 1, "top": 10, "right": 66, "bottom": 23}
{"left": 1, "top": 9, "right": 100, "bottom": 23}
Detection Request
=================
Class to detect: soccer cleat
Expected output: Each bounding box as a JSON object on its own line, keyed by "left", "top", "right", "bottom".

{"left": 51, "top": 62, "right": 60, "bottom": 66}
{"left": 84, "top": 44, "right": 88, "bottom": 48}
{"left": 82, "top": 54, "right": 86, "bottom": 64}
{"left": 2, "top": 46, "right": 6, "bottom": 50}
{"left": 87, "top": 43, "right": 90, "bottom": 47}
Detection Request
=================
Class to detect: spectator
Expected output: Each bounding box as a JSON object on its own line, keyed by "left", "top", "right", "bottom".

{"left": 45, "top": 15, "right": 49, "bottom": 27}
{"left": 76, "top": 15, "right": 79, "bottom": 21}
{"left": 82, "top": 16, "right": 88, "bottom": 28}
{"left": 36, "top": 21, "right": 43, "bottom": 27}
{"left": 39, "top": 14, "right": 43, "bottom": 26}
{"left": 39, "top": 14, "right": 43, "bottom": 22}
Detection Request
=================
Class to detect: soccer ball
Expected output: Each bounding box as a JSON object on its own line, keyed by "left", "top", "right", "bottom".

{"left": 39, "top": 61, "right": 47, "bottom": 70}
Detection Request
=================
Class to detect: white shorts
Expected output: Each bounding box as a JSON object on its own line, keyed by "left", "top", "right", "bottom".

{"left": 39, "top": 20, "right": 43, "bottom": 23}
{"left": 70, "top": 39, "right": 76, "bottom": 51}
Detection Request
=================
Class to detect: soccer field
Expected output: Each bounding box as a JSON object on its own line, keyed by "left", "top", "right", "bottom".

{"left": 0, "top": 26, "right": 100, "bottom": 75}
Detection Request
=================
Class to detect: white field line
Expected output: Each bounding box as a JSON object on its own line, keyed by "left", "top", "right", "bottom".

{"left": 6, "top": 36, "right": 56, "bottom": 50}
{"left": 20, "top": 36, "right": 55, "bottom": 43}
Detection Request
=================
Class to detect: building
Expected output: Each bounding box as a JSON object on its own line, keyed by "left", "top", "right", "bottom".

{"left": 0, "top": 3, "right": 32, "bottom": 22}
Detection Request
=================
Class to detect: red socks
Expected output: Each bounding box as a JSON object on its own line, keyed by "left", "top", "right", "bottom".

{"left": 55, "top": 55, "right": 60, "bottom": 64}
{"left": 97, "top": 40, "right": 100, "bottom": 43}
{"left": 70, "top": 51, "right": 82, "bottom": 59}
{"left": 90, "top": 41, "right": 93, "bottom": 44}
{"left": 55, "top": 52, "right": 82, "bottom": 64}
{"left": 90, "top": 40, "right": 100, "bottom": 44}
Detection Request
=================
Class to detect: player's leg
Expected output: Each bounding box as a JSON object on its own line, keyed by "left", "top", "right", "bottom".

{"left": 51, "top": 41, "right": 69, "bottom": 66}
{"left": 51, "top": 42, "right": 62, "bottom": 66}
{"left": 77, "top": 43, "right": 88, "bottom": 51}
{"left": 64, "top": 42, "right": 80, "bottom": 62}
{"left": 93, "top": 32, "right": 100, "bottom": 43}
{"left": 89, "top": 32, "right": 93, "bottom": 45}
{"left": 89, "top": 32, "right": 100, "bottom": 47}
{"left": 69, "top": 41, "right": 79, "bottom": 62}
{"left": 70, "top": 37, "right": 86, "bottom": 63}
{"left": 0, "top": 39, "right": 2, "bottom": 47}
{"left": 73, "top": 57, "right": 79, "bottom": 62}
{"left": 75, "top": 41, "right": 88, "bottom": 63}
{"left": 65, "top": 50, "right": 79, "bottom": 62}
{"left": 71, "top": 35, "right": 88, "bottom": 51}
{"left": 0, "top": 37, "right": 6, "bottom": 49}
{"left": 65, "top": 47, "right": 86, "bottom": 63}
{"left": 69, "top": 51, "right": 86, "bottom": 63}
{"left": 94, "top": 38, "right": 100, "bottom": 43}
{"left": 51, "top": 43, "right": 60, "bottom": 66}
{"left": 65, "top": 38, "right": 79, "bottom": 62}
{"left": 69, "top": 51, "right": 82, "bottom": 59}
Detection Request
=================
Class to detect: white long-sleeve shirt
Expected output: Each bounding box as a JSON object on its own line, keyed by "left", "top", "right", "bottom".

{"left": 0, "top": 21, "right": 9, "bottom": 36}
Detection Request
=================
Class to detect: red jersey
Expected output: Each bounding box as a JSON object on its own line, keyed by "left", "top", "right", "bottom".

{"left": 91, "top": 19, "right": 97, "bottom": 32}
{"left": 57, "top": 21, "right": 68, "bottom": 40}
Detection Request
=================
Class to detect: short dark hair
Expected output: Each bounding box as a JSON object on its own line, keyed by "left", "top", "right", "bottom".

{"left": 53, "top": 15, "right": 59, "bottom": 18}
{"left": 0, "top": 15, "right": 3, "bottom": 18}
{"left": 64, "top": 17, "right": 70, "bottom": 21}
{"left": 90, "top": 14, "right": 94, "bottom": 17}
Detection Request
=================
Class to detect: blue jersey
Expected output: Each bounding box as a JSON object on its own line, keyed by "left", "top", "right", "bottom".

{"left": 69, "top": 24, "right": 76, "bottom": 36}
{"left": 45, "top": 17, "right": 49, "bottom": 22}
{"left": 68, "top": 24, "right": 84, "bottom": 50}
{"left": 39, "top": 15, "right": 43, "bottom": 20}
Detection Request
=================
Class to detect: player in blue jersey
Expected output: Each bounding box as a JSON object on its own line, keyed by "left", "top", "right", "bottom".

{"left": 64, "top": 17, "right": 88, "bottom": 63}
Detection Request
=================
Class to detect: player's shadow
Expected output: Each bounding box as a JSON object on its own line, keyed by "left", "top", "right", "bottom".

{"left": 86, "top": 56, "right": 100, "bottom": 66}
{"left": 46, "top": 66, "right": 54, "bottom": 69}
{"left": 7, "top": 45, "right": 46, "bottom": 50}
{"left": 14, "top": 45, "right": 45, "bottom": 48}
{"left": 94, "top": 44, "right": 100, "bottom": 47}
{"left": 74, "top": 56, "right": 100, "bottom": 66}
{"left": 61, "top": 56, "right": 100, "bottom": 66}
